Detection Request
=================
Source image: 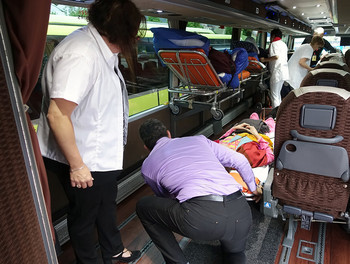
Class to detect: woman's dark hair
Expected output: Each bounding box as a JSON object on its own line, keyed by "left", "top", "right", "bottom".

{"left": 88, "top": 0, "right": 146, "bottom": 79}
{"left": 271, "top": 28, "right": 282, "bottom": 38}
{"left": 139, "top": 119, "right": 168, "bottom": 150}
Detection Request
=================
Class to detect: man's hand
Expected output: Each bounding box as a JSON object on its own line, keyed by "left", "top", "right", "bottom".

{"left": 252, "top": 185, "right": 263, "bottom": 203}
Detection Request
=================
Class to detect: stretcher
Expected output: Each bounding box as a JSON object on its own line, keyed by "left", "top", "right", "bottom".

{"left": 246, "top": 57, "right": 270, "bottom": 99}
{"left": 216, "top": 114, "right": 275, "bottom": 200}
{"left": 158, "top": 49, "right": 251, "bottom": 120}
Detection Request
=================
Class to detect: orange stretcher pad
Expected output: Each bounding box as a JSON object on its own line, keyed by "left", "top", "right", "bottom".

{"left": 159, "top": 49, "right": 222, "bottom": 88}
{"left": 230, "top": 170, "right": 260, "bottom": 198}
{"left": 238, "top": 70, "right": 251, "bottom": 80}
{"left": 158, "top": 49, "right": 251, "bottom": 89}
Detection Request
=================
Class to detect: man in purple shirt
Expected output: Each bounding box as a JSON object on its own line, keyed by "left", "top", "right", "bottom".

{"left": 137, "top": 119, "right": 262, "bottom": 264}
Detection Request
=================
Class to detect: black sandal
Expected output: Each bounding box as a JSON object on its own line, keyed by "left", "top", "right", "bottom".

{"left": 112, "top": 249, "right": 141, "bottom": 263}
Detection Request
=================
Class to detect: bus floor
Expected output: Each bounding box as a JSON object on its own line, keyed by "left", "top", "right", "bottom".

{"left": 56, "top": 183, "right": 350, "bottom": 264}
{"left": 56, "top": 183, "right": 282, "bottom": 264}
{"left": 56, "top": 108, "right": 350, "bottom": 264}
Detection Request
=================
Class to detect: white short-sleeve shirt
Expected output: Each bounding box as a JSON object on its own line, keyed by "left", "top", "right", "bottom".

{"left": 287, "top": 44, "right": 313, "bottom": 89}
{"left": 268, "top": 40, "right": 289, "bottom": 83}
{"left": 37, "top": 24, "right": 128, "bottom": 171}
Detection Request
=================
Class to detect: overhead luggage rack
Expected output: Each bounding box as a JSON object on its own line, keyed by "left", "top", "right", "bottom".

{"left": 158, "top": 49, "right": 250, "bottom": 121}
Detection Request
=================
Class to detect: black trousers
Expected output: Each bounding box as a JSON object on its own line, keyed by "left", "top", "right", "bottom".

{"left": 44, "top": 158, "right": 124, "bottom": 264}
{"left": 136, "top": 193, "right": 252, "bottom": 264}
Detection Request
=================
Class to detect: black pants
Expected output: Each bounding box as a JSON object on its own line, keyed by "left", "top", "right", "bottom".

{"left": 44, "top": 158, "right": 124, "bottom": 264}
{"left": 136, "top": 194, "right": 252, "bottom": 264}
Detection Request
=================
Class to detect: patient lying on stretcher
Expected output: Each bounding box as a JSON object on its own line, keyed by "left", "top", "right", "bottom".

{"left": 216, "top": 112, "right": 275, "bottom": 167}
{"left": 215, "top": 112, "right": 276, "bottom": 199}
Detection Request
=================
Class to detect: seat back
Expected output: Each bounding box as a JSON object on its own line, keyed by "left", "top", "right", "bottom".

{"left": 345, "top": 49, "right": 350, "bottom": 69}
{"left": 231, "top": 40, "right": 259, "bottom": 54}
{"left": 300, "top": 68, "right": 350, "bottom": 90}
{"left": 272, "top": 86, "right": 350, "bottom": 218}
{"left": 314, "top": 61, "right": 350, "bottom": 72}
{"left": 158, "top": 49, "right": 222, "bottom": 88}
{"left": 320, "top": 53, "right": 345, "bottom": 63}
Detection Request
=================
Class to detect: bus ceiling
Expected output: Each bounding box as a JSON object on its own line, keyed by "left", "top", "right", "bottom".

{"left": 52, "top": 0, "right": 350, "bottom": 35}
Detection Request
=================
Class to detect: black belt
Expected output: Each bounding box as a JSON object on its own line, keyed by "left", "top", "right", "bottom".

{"left": 192, "top": 190, "right": 242, "bottom": 202}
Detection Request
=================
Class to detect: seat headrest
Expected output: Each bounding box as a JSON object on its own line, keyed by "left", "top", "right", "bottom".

{"left": 310, "top": 68, "right": 349, "bottom": 77}
{"left": 293, "top": 85, "right": 350, "bottom": 100}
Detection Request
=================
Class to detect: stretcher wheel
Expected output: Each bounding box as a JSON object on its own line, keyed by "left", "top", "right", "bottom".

{"left": 211, "top": 108, "right": 224, "bottom": 121}
{"left": 170, "top": 104, "right": 180, "bottom": 115}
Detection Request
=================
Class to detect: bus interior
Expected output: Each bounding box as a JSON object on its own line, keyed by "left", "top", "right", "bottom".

{"left": 2, "top": 0, "right": 350, "bottom": 263}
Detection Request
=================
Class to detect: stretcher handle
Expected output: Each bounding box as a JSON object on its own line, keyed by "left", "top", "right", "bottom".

{"left": 290, "top": 130, "right": 343, "bottom": 144}
{"left": 248, "top": 59, "right": 266, "bottom": 69}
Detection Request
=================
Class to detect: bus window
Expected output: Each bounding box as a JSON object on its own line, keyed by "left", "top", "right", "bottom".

{"left": 36, "top": 7, "right": 171, "bottom": 119}
{"left": 324, "top": 35, "right": 341, "bottom": 51}
{"left": 293, "top": 37, "right": 304, "bottom": 50}
{"left": 186, "top": 22, "right": 232, "bottom": 51}
{"left": 240, "top": 30, "right": 259, "bottom": 43}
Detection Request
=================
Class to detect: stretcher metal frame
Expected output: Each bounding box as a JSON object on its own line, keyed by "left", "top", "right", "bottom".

{"left": 158, "top": 49, "right": 250, "bottom": 120}
{"left": 247, "top": 58, "right": 270, "bottom": 103}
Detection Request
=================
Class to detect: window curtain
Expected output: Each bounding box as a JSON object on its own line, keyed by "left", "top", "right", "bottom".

{"left": 3, "top": 0, "right": 53, "bottom": 236}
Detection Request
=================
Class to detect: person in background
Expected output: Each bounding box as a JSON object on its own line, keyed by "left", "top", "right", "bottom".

{"left": 37, "top": 0, "right": 146, "bottom": 263}
{"left": 287, "top": 36, "right": 324, "bottom": 90}
{"left": 260, "top": 28, "right": 289, "bottom": 108}
{"left": 245, "top": 36, "right": 259, "bottom": 54}
{"left": 302, "top": 27, "right": 337, "bottom": 67}
{"left": 137, "top": 118, "right": 262, "bottom": 264}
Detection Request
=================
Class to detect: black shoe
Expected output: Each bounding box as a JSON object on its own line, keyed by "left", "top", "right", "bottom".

{"left": 112, "top": 250, "right": 141, "bottom": 263}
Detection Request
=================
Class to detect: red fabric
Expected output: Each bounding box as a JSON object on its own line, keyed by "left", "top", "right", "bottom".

{"left": 3, "top": 0, "right": 53, "bottom": 238}
{"left": 237, "top": 141, "right": 268, "bottom": 167}
{"left": 272, "top": 37, "right": 282, "bottom": 42}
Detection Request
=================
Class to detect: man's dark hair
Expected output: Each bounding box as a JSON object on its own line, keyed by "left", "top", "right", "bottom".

{"left": 139, "top": 119, "right": 168, "bottom": 150}
{"left": 88, "top": 0, "right": 146, "bottom": 79}
{"left": 271, "top": 28, "right": 282, "bottom": 38}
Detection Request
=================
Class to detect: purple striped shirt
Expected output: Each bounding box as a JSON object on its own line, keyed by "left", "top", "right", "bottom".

{"left": 141, "top": 135, "right": 257, "bottom": 203}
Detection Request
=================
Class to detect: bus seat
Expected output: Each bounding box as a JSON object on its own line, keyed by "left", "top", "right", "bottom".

{"left": 300, "top": 68, "right": 350, "bottom": 90}
{"left": 320, "top": 53, "right": 345, "bottom": 63}
{"left": 271, "top": 86, "right": 350, "bottom": 226}
{"left": 142, "top": 61, "right": 158, "bottom": 78}
{"left": 231, "top": 40, "right": 259, "bottom": 57}
{"left": 345, "top": 49, "right": 350, "bottom": 69}
{"left": 313, "top": 60, "right": 350, "bottom": 72}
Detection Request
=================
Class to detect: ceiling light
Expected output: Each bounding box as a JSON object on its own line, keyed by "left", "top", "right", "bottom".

{"left": 316, "top": 4, "right": 321, "bottom": 7}
{"left": 293, "top": 6, "right": 296, "bottom": 9}
{"left": 321, "top": 11, "right": 324, "bottom": 14}
{"left": 156, "top": 10, "right": 163, "bottom": 13}
{"left": 301, "top": 13, "right": 304, "bottom": 15}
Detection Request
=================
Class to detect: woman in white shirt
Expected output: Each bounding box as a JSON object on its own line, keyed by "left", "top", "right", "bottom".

{"left": 37, "top": 0, "right": 146, "bottom": 263}
{"left": 287, "top": 36, "right": 324, "bottom": 89}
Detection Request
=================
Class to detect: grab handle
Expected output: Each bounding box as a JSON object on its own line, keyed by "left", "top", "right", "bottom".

{"left": 290, "top": 130, "right": 343, "bottom": 144}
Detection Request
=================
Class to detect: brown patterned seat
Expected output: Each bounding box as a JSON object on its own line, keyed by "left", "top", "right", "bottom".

{"left": 345, "top": 49, "right": 350, "bottom": 69}
{"left": 320, "top": 53, "right": 345, "bottom": 63}
{"left": 300, "top": 68, "right": 350, "bottom": 91}
{"left": 313, "top": 60, "right": 350, "bottom": 72}
{"left": 272, "top": 86, "right": 350, "bottom": 228}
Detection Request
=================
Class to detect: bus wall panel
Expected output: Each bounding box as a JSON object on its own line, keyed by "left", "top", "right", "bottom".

{"left": 124, "top": 108, "right": 172, "bottom": 169}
